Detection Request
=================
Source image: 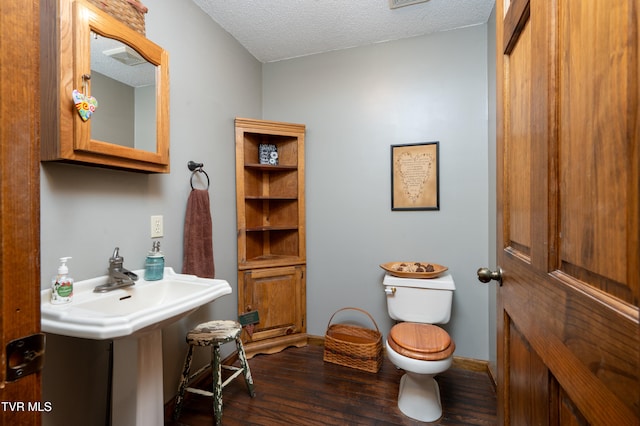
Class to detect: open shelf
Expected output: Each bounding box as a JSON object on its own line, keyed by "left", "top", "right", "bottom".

{"left": 244, "top": 163, "right": 297, "bottom": 171}
{"left": 236, "top": 118, "right": 306, "bottom": 268}
{"left": 243, "top": 167, "right": 298, "bottom": 199}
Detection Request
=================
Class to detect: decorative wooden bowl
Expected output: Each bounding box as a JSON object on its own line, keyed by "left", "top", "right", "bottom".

{"left": 380, "top": 262, "right": 448, "bottom": 279}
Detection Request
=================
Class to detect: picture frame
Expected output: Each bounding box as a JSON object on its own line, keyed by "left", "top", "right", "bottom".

{"left": 391, "top": 141, "right": 439, "bottom": 211}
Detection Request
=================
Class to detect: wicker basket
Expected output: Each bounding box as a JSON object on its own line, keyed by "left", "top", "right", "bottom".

{"left": 86, "top": 0, "right": 147, "bottom": 35}
{"left": 323, "top": 307, "right": 383, "bottom": 373}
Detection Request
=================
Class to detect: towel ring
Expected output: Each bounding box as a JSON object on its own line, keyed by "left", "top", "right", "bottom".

{"left": 188, "top": 161, "right": 210, "bottom": 190}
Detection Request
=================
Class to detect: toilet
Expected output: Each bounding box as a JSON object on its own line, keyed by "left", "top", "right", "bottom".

{"left": 383, "top": 272, "right": 456, "bottom": 422}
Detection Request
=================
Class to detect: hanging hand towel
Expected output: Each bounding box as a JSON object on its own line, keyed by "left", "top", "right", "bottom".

{"left": 182, "top": 189, "right": 215, "bottom": 278}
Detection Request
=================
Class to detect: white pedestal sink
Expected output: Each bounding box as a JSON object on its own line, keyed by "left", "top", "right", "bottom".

{"left": 41, "top": 267, "right": 232, "bottom": 426}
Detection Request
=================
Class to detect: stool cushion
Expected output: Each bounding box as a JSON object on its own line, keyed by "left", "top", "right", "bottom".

{"left": 187, "top": 320, "right": 242, "bottom": 346}
{"left": 387, "top": 322, "right": 455, "bottom": 361}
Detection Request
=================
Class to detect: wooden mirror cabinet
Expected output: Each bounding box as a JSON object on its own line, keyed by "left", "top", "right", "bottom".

{"left": 41, "top": 0, "right": 170, "bottom": 173}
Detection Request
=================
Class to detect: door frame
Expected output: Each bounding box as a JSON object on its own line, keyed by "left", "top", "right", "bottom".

{"left": 0, "top": 0, "right": 43, "bottom": 424}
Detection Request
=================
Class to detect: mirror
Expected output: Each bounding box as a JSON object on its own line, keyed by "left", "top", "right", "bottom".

{"left": 73, "top": 0, "right": 169, "bottom": 171}
{"left": 90, "top": 35, "right": 157, "bottom": 152}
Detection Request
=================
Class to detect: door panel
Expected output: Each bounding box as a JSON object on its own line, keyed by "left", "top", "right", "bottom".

{"left": 505, "top": 20, "right": 532, "bottom": 257}
{"left": 558, "top": 0, "right": 637, "bottom": 302}
{"left": 496, "top": 0, "right": 639, "bottom": 425}
{"left": 507, "top": 321, "right": 550, "bottom": 425}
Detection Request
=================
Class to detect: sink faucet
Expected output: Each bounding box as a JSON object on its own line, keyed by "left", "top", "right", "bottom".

{"left": 94, "top": 247, "right": 139, "bottom": 293}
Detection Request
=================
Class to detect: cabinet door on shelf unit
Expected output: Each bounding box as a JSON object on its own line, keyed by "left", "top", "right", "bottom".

{"left": 238, "top": 266, "right": 306, "bottom": 342}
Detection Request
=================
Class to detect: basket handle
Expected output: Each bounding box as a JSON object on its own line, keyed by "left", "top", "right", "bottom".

{"left": 326, "top": 307, "right": 380, "bottom": 333}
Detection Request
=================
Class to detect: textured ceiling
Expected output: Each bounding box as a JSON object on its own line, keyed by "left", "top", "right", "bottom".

{"left": 91, "top": 36, "right": 155, "bottom": 87}
{"left": 192, "top": 0, "right": 495, "bottom": 63}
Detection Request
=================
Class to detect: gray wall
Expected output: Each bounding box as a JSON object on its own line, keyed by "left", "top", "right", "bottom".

{"left": 91, "top": 71, "right": 135, "bottom": 147}
{"left": 134, "top": 84, "right": 156, "bottom": 152}
{"left": 263, "top": 24, "right": 491, "bottom": 360}
{"left": 41, "top": 1, "right": 496, "bottom": 424}
{"left": 90, "top": 72, "right": 156, "bottom": 150}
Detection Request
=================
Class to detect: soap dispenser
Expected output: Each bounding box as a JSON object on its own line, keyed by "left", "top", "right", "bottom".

{"left": 51, "top": 257, "right": 74, "bottom": 304}
{"left": 144, "top": 241, "right": 164, "bottom": 281}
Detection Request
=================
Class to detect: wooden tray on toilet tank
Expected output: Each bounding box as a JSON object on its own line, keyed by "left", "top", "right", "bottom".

{"left": 380, "top": 262, "right": 448, "bottom": 279}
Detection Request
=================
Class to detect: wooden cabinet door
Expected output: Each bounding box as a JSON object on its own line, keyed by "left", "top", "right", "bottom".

{"left": 238, "top": 266, "right": 306, "bottom": 356}
{"left": 496, "top": 0, "right": 638, "bottom": 424}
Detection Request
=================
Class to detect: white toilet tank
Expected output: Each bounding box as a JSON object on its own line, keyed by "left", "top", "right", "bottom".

{"left": 383, "top": 273, "right": 455, "bottom": 324}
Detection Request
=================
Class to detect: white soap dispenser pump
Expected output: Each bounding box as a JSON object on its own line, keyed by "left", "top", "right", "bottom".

{"left": 51, "top": 257, "right": 74, "bottom": 304}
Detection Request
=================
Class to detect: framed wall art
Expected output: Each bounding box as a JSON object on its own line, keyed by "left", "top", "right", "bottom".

{"left": 391, "top": 141, "right": 439, "bottom": 211}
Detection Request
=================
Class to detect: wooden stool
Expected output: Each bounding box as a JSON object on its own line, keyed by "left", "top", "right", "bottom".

{"left": 173, "top": 320, "right": 255, "bottom": 425}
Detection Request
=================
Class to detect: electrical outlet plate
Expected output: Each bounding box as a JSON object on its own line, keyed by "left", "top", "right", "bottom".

{"left": 151, "top": 215, "right": 163, "bottom": 238}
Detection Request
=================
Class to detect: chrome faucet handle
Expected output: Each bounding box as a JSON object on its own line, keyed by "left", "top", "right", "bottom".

{"left": 109, "top": 247, "right": 124, "bottom": 267}
{"left": 111, "top": 247, "right": 121, "bottom": 260}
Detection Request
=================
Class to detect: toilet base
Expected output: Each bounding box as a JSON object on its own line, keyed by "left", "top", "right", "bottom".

{"left": 397, "top": 373, "right": 443, "bottom": 422}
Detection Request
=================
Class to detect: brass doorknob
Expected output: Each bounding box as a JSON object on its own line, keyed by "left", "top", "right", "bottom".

{"left": 477, "top": 267, "right": 503, "bottom": 286}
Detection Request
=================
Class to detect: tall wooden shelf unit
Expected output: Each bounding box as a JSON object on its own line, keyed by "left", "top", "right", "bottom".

{"left": 235, "top": 118, "right": 307, "bottom": 358}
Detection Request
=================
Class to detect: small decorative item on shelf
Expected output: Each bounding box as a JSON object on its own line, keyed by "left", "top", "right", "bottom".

{"left": 259, "top": 143, "right": 278, "bottom": 165}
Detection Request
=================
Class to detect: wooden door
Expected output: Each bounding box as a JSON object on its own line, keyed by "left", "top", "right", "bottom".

{"left": 495, "top": 0, "right": 638, "bottom": 424}
{"left": 239, "top": 266, "right": 307, "bottom": 357}
{"left": 0, "top": 0, "right": 43, "bottom": 425}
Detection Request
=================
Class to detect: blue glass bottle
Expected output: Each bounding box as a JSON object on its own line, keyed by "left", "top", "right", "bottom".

{"left": 144, "top": 241, "right": 164, "bottom": 281}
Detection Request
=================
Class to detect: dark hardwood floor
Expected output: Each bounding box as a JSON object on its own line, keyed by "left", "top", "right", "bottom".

{"left": 165, "top": 344, "right": 496, "bottom": 425}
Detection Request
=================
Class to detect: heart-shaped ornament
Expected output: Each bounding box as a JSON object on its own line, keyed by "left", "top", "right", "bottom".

{"left": 72, "top": 89, "right": 98, "bottom": 121}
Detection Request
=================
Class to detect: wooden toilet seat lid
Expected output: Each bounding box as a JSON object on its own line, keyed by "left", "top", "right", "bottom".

{"left": 388, "top": 323, "right": 455, "bottom": 361}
